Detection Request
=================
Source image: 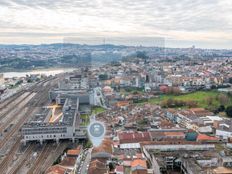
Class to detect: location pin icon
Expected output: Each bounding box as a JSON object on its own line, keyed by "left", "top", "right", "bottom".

{"left": 87, "top": 121, "right": 105, "bottom": 147}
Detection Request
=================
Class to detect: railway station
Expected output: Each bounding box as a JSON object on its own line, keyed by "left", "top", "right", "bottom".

{"left": 21, "top": 74, "right": 93, "bottom": 145}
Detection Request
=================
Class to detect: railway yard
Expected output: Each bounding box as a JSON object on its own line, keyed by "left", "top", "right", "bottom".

{"left": 0, "top": 75, "right": 73, "bottom": 174}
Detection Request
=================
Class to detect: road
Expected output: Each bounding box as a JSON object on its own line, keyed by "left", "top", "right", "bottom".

{"left": 78, "top": 148, "right": 92, "bottom": 174}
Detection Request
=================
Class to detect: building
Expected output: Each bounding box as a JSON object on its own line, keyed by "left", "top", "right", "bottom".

{"left": 212, "top": 118, "right": 232, "bottom": 141}
{"left": 21, "top": 74, "right": 93, "bottom": 144}
{"left": 131, "top": 159, "right": 148, "bottom": 174}
{"left": 88, "top": 139, "right": 113, "bottom": 174}
{"left": 49, "top": 76, "right": 91, "bottom": 105}
{"left": 142, "top": 142, "right": 217, "bottom": 174}
{"left": 118, "top": 132, "right": 151, "bottom": 144}
{"left": 21, "top": 97, "right": 87, "bottom": 145}
{"left": 0, "top": 73, "right": 4, "bottom": 85}
{"left": 46, "top": 146, "right": 83, "bottom": 174}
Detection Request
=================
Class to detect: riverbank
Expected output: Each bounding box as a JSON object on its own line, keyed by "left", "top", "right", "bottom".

{"left": 1, "top": 68, "right": 77, "bottom": 78}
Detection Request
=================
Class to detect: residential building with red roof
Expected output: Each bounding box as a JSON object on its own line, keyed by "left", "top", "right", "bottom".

{"left": 118, "top": 132, "right": 151, "bottom": 144}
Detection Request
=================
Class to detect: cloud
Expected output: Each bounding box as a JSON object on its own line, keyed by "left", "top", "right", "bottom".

{"left": 0, "top": 0, "right": 232, "bottom": 48}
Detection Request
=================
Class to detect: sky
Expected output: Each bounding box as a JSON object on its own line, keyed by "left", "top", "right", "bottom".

{"left": 0, "top": 0, "right": 232, "bottom": 48}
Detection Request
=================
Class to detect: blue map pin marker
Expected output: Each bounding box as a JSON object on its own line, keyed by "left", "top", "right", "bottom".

{"left": 87, "top": 121, "right": 105, "bottom": 147}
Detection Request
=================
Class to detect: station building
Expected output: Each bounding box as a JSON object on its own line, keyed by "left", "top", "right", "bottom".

{"left": 21, "top": 74, "right": 93, "bottom": 145}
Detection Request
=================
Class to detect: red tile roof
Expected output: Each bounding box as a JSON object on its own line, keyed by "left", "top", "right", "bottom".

{"left": 213, "top": 167, "right": 232, "bottom": 174}
{"left": 118, "top": 132, "right": 151, "bottom": 144}
{"left": 115, "top": 165, "right": 124, "bottom": 172}
{"left": 88, "top": 159, "right": 108, "bottom": 174}
{"left": 131, "top": 159, "right": 147, "bottom": 168}
{"left": 92, "top": 138, "right": 113, "bottom": 154}
{"left": 164, "top": 132, "right": 185, "bottom": 137}
{"left": 45, "top": 165, "right": 72, "bottom": 174}
{"left": 116, "top": 101, "right": 130, "bottom": 107}
{"left": 67, "top": 146, "right": 81, "bottom": 157}
{"left": 59, "top": 157, "right": 76, "bottom": 167}
{"left": 197, "top": 134, "right": 218, "bottom": 142}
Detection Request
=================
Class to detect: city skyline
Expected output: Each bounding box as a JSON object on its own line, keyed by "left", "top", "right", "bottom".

{"left": 0, "top": 0, "right": 232, "bottom": 49}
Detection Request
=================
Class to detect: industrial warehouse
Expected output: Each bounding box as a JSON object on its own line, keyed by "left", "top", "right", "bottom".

{"left": 21, "top": 73, "right": 95, "bottom": 145}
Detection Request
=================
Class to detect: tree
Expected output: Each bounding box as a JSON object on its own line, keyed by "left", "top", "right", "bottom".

{"left": 218, "top": 105, "right": 225, "bottom": 112}
{"left": 229, "top": 77, "right": 232, "bottom": 84}
{"left": 211, "top": 85, "right": 217, "bottom": 89}
{"left": 84, "top": 140, "right": 92, "bottom": 148}
{"left": 109, "top": 162, "right": 114, "bottom": 171}
{"left": 99, "top": 74, "right": 108, "bottom": 80}
{"left": 175, "top": 100, "right": 185, "bottom": 107}
{"left": 186, "top": 100, "right": 197, "bottom": 108}
{"left": 206, "top": 96, "right": 214, "bottom": 105}
{"left": 226, "top": 106, "right": 232, "bottom": 117}
{"left": 167, "top": 87, "right": 180, "bottom": 95}
{"left": 217, "top": 93, "right": 229, "bottom": 105}
{"left": 172, "top": 87, "right": 181, "bottom": 95}
{"left": 167, "top": 98, "right": 174, "bottom": 107}
{"left": 161, "top": 100, "right": 168, "bottom": 108}
{"left": 137, "top": 118, "right": 148, "bottom": 125}
{"left": 136, "top": 51, "right": 148, "bottom": 59}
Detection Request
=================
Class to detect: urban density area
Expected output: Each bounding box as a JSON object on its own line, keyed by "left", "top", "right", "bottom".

{"left": 1, "top": 51, "right": 232, "bottom": 174}
{"left": 1, "top": 0, "right": 232, "bottom": 174}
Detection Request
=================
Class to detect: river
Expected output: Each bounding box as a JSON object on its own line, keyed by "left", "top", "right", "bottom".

{"left": 1, "top": 68, "right": 76, "bottom": 78}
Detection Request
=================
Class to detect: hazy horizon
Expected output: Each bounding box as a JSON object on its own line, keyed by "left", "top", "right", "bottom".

{"left": 0, "top": 0, "right": 232, "bottom": 49}
{"left": 0, "top": 40, "right": 231, "bottom": 50}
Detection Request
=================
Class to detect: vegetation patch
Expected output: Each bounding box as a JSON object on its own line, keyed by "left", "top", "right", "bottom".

{"left": 91, "top": 106, "right": 106, "bottom": 115}
{"left": 147, "top": 90, "right": 232, "bottom": 111}
{"left": 80, "top": 114, "right": 89, "bottom": 126}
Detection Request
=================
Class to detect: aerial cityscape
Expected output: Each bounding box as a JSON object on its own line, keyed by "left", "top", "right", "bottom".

{"left": 1, "top": 0, "right": 232, "bottom": 174}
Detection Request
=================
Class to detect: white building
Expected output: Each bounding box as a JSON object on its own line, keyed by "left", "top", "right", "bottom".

{"left": 21, "top": 98, "right": 87, "bottom": 145}
{"left": 0, "top": 74, "right": 4, "bottom": 85}
{"left": 216, "top": 122, "right": 232, "bottom": 140}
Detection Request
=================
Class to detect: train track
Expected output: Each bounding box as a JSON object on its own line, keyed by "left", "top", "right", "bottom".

{"left": 0, "top": 139, "right": 21, "bottom": 174}
{"left": 35, "top": 142, "right": 70, "bottom": 174}
{"left": 27, "top": 143, "right": 53, "bottom": 174}
{"left": 0, "top": 90, "right": 25, "bottom": 110}
{"left": 0, "top": 92, "right": 35, "bottom": 123}
{"left": 0, "top": 77, "right": 58, "bottom": 173}
{"left": 0, "top": 77, "right": 56, "bottom": 130}
{"left": 0, "top": 108, "right": 35, "bottom": 149}
{"left": 0, "top": 77, "right": 54, "bottom": 120}
{"left": 0, "top": 81, "right": 55, "bottom": 149}
{"left": 7, "top": 144, "right": 36, "bottom": 174}
{"left": 0, "top": 77, "right": 51, "bottom": 110}
{"left": 0, "top": 77, "right": 54, "bottom": 111}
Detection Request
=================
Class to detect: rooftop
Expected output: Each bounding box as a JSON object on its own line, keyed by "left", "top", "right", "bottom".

{"left": 213, "top": 167, "right": 232, "bottom": 174}
{"left": 45, "top": 165, "right": 72, "bottom": 174}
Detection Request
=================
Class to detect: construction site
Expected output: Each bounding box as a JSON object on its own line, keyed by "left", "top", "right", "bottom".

{"left": 142, "top": 143, "right": 226, "bottom": 174}
{"left": 0, "top": 69, "right": 95, "bottom": 174}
